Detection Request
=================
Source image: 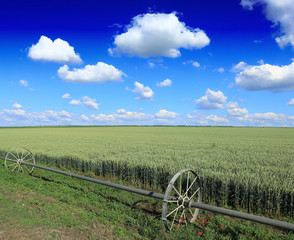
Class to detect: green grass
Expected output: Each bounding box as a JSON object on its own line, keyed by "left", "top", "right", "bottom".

{"left": 0, "top": 161, "right": 294, "bottom": 239}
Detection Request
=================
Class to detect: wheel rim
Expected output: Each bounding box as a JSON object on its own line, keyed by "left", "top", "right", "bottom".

{"left": 5, "top": 147, "right": 35, "bottom": 173}
{"left": 162, "top": 169, "right": 202, "bottom": 231}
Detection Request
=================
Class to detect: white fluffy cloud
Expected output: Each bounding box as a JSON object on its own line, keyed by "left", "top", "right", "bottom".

{"left": 155, "top": 109, "right": 178, "bottom": 119}
{"left": 19, "top": 80, "right": 29, "bottom": 87}
{"left": 69, "top": 100, "right": 82, "bottom": 106}
{"left": 108, "top": 12, "right": 210, "bottom": 58}
{"left": 186, "top": 111, "right": 230, "bottom": 125}
{"left": 4, "top": 109, "right": 26, "bottom": 117}
{"left": 232, "top": 61, "right": 248, "bottom": 72}
{"left": 227, "top": 108, "right": 249, "bottom": 116}
{"left": 234, "top": 61, "right": 294, "bottom": 92}
{"left": 58, "top": 62, "right": 124, "bottom": 83}
{"left": 90, "top": 109, "right": 154, "bottom": 123}
{"left": 81, "top": 114, "right": 90, "bottom": 121}
{"left": 12, "top": 103, "right": 23, "bottom": 109}
{"left": 28, "top": 36, "right": 82, "bottom": 64}
{"left": 0, "top": 109, "right": 73, "bottom": 125}
{"left": 70, "top": 96, "right": 98, "bottom": 110}
{"left": 241, "top": 0, "right": 294, "bottom": 49}
{"left": 287, "top": 98, "right": 294, "bottom": 106}
{"left": 216, "top": 67, "right": 225, "bottom": 73}
{"left": 91, "top": 114, "right": 116, "bottom": 122}
{"left": 62, "top": 93, "right": 71, "bottom": 99}
{"left": 115, "top": 109, "right": 153, "bottom": 120}
{"left": 249, "top": 112, "right": 285, "bottom": 121}
{"left": 226, "top": 102, "right": 239, "bottom": 109}
{"left": 195, "top": 89, "right": 227, "bottom": 109}
{"left": 82, "top": 96, "right": 99, "bottom": 110}
{"left": 206, "top": 115, "right": 229, "bottom": 123}
{"left": 186, "top": 109, "right": 292, "bottom": 126}
{"left": 132, "top": 82, "right": 154, "bottom": 100}
{"left": 156, "top": 79, "right": 172, "bottom": 87}
{"left": 183, "top": 60, "right": 200, "bottom": 68}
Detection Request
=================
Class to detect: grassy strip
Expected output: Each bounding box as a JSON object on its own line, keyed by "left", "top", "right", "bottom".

{"left": 0, "top": 161, "right": 294, "bottom": 239}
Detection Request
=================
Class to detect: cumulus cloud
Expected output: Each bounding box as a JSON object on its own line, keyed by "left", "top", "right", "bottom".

{"left": 115, "top": 109, "right": 153, "bottom": 120}
{"left": 206, "top": 115, "right": 229, "bottom": 123}
{"left": 12, "top": 103, "right": 23, "bottom": 109}
{"left": 108, "top": 12, "right": 210, "bottom": 58}
{"left": 90, "top": 109, "right": 154, "bottom": 123}
{"left": 58, "top": 62, "right": 124, "bottom": 83}
{"left": 215, "top": 67, "right": 225, "bottom": 73}
{"left": 4, "top": 109, "right": 26, "bottom": 117}
{"left": 19, "top": 80, "right": 29, "bottom": 87}
{"left": 226, "top": 102, "right": 239, "bottom": 109}
{"left": 183, "top": 60, "right": 201, "bottom": 68}
{"left": 193, "top": 62, "right": 200, "bottom": 68}
{"left": 227, "top": 107, "right": 249, "bottom": 116}
{"left": 156, "top": 78, "right": 172, "bottom": 87}
{"left": 232, "top": 61, "right": 248, "bottom": 72}
{"left": 0, "top": 109, "right": 73, "bottom": 125}
{"left": 81, "top": 114, "right": 90, "bottom": 121}
{"left": 82, "top": 96, "right": 99, "bottom": 110}
{"left": 59, "top": 110, "right": 72, "bottom": 118}
{"left": 234, "top": 61, "right": 294, "bottom": 92}
{"left": 62, "top": 93, "right": 71, "bottom": 99}
{"left": 155, "top": 109, "right": 178, "bottom": 119}
{"left": 186, "top": 111, "right": 230, "bottom": 125}
{"left": 186, "top": 109, "right": 292, "bottom": 126}
{"left": 241, "top": 0, "right": 294, "bottom": 49}
{"left": 91, "top": 114, "right": 116, "bottom": 122}
{"left": 287, "top": 98, "right": 294, "bottom": 106}
{"left": 195, "top": 89, "right": 227, "bottom": 109}
{"left": 28, "top": 36, "right": 82, "bottom": 64}
{"left": 70, "top": 96, "right": 98, "bottom": 110}
{"left": 69, "top": 100, "right": 82, "bottom": 106}
{"left": 132, "top": 82, "right": 154, "bottom": 100}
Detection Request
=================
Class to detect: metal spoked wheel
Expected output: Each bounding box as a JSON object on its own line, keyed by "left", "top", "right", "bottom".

{"left": 5, "top": 147, "right": 35, "bottom": 173}
{"left": 162, "top": 169, "right": 202, "bottom": 232}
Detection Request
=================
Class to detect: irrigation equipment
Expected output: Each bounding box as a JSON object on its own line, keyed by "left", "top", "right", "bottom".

{"left": 1, "top": 147, "right": 294, "bottom": 232}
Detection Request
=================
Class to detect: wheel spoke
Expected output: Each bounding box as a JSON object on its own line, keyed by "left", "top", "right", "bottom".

{"left": 185, "top": 176, "right": 198, "bottom": 197}
{"left": 189, "top": 187, "right": 200, "bottom": 201}
{"left": 183, "top": 211, "right": 188, "bottom": 225}
{"left": 172, "top": 185, "right": 181, "bottom": 197}
{"left": 12, "top": 165, "right": 17, "bottom": 172}
{"left": 189, "top": 208, "right": 194, "bottom": 218}
{"left": 23, "top": 157, "right": 34, "bottom": 163}
{"left": 22, "top": 152, "right": 31, "bottom": 161}
{"left": 179, "top": 174, "right": 182, "bottom": 196}
{"left": 24, "top": 165, "right": 31, "bottom": 172}
{"left": 166, "top": 205, "right": 182, "bottom": 218}
{"left": 170, "top": 207, "right": 179, "bottom": 230}
{"left": 6, "top": 162, "right": 18, "bottom": 167}
{"left": 179, "top": 208, "right": 185, "bottom": 223}
{"left": 186, "top": 171, "right": 189, "bottom": 195}
{"left": 5, "top": 158, "right": 17, "bottom": 162}
{"left": 9, "top": 152, "right": 18, "bottom": 160}
{"left": 16, "top": 149, "right": 20, "bottom": 160}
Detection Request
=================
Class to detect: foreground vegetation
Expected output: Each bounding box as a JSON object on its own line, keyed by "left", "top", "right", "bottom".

{"left": 0, "top": 161, "right": 293, "bottom": 239}
{"left": 0, "top": 126, "right": 293, "bottom": 219}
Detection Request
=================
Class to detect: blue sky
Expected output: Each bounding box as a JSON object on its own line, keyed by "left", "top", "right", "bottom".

{"left": 0, "top": 0, "right": 294, "bottom": 126}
